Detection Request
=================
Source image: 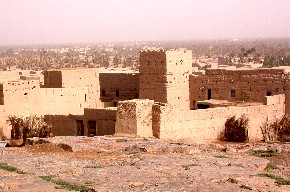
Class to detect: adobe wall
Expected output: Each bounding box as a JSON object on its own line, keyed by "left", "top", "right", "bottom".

{"left": 115, "top": 99, "right": 154, "bottom": 137}
{"left": 39, "top": 87, "right": 90, "bottom": 115}
{"left": 139, "top": 50, "right": 167, "bottom": 102}
{"left": 43, "top": 68, "right": 100, "bottom": 88}
{"left": 0, "top": 71, "right": 19, "bottom": 83}
{"left": 43, "top": 68, "right": 102, "bottom": 108}
{"left": 139, "top": 48, "right": 191, "bottom": 110}
{"left": 2, "top": 80, "right": 41, "bottom": 117}
{"left": 83, "top": 108, "right": 117, "bottom": 136}
{"left": 99, "top": 72, "right": 139, "bottom": 102}
{"left": 190, "top": 68, "right": 289, "bottom": 109}
{"left": 153, "top": 94, "right": 285, "bottom": 141}
{"left": 43, "top": 71, "right": 62, "bottom": 88}
{"left": 44, "top": 115, "right": 78, "bottom": 136}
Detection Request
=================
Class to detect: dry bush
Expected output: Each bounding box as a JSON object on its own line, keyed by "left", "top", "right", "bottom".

{"left": 8, "top": 115, "right": 52, "bottom": 145}
{"left": 260, "top": 115, "right": 290, "bottom": 142}
{"left": 260, "top": 117, "right": 279, "bottom": 142}
{"left": 224, "top": 115, "right": 249, "bottom": 142}
{"left": 277, "top": 116, "right": 290, "bottom": 142}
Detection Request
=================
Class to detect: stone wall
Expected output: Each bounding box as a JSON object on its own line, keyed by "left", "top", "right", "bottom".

{"left": 190, "top": 68, "right": 290, "bottom": 109}
{"left": 99, "top": 72, "right": 139, "bottom": 102}
{"left": 153, "top": 94, "right": 285, "bottom": 141}
{"left": 115, "top": 99, "right": 154, "bottom": 137}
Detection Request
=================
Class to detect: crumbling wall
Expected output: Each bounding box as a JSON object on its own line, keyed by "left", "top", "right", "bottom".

{"left": 190, "top": 68, "right": 289, "bottom": 109}
{"left": 153, "top": 94, "right": 285, "bottom": 141}
{"left": 99, "top": 72, "right": 139, "bottom": 102}
{"left": 115, "top": 99, "right": 154, "bottom": 137}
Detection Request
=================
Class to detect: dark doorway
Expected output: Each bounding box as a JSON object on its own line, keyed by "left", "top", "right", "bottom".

{"left": 88, "top": 120, "right": 97, "bottom": 136}
{"left": 116, "top": 90, "right": 120, "bottom": 97}
{"left": 208, "top": 89, "right": 212, "bottom": 100}
{"left": 197, "top": 104, "right": 210, "bottom": 109}
{"left": 76, "top": 120, "right": 84, "bottom": 136}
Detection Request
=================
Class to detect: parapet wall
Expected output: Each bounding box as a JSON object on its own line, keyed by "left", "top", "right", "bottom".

{"left": 153, "top": 94, "right": 285, "bottom": 141}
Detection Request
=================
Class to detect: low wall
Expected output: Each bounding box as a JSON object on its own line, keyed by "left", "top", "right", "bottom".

{"left": 153, "top": 94, "right": 285, "bottom": 141}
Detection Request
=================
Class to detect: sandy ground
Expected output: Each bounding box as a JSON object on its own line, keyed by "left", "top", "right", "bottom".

{"left": 0, "top": 136, "right": 290, "bottom": 192}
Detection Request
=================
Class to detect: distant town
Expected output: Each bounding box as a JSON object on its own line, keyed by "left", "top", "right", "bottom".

{"left": 0, "top": 38, "right": 289, "bottom": 73}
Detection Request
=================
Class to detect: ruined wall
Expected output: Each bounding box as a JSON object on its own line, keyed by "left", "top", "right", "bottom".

{"left": 190, "top": 68, "right": 289, "bottom": 109}
{"left": 99, "top": 72, "right": 139, "bottom": 102}
{"left": 153, "top": 94, "right": 285, "bottom": 141}
{"left": 115, "top": 99, "right": 154, "bottom": 137}
{"left": 139, "top": 48, "right": 191, "bottom": 110}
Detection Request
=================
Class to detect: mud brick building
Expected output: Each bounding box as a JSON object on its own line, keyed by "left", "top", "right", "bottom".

{"left": 0, "top": 49, "right": 289, "bottom": 141}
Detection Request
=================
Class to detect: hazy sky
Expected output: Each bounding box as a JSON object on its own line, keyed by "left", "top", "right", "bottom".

{"left": 0, "top": 0, "right": 289, "bottom": 45}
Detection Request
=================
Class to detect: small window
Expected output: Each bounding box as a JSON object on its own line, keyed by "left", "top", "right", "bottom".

{"left": 101, "top": 90, "right": 106, "bottom": 96}
{"left": 116, "top": 90, "right": 120, "bottom": 97}
{"left": 267, "top": 91, "right": 272, "bottom": 96}
{"left": 231, "top": 90, "right": 235, "bottom": 97}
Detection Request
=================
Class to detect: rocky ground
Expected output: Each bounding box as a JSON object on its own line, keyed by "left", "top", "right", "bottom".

{"left": 0, "top": 136, "right": 290, "bottom": 192}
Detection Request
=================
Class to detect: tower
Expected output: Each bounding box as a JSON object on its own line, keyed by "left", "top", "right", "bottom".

{"left": 139, "top": 48, "right": 192, "bottom": 110}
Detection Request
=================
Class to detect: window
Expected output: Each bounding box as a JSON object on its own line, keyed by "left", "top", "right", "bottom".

{"left": 267, "top": 91, "right": 272, "bottom": 96}
{"left": 101, "top": 90, "right": 106, "bottom": 97}
{"left": 116, "top": 90, "right": 120, "bottom": 97}
{"left": 231, "top": 90, "right": 235, "bottom": 97}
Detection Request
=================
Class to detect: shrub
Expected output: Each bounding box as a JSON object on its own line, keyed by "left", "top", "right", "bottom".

{"left": 224, "top": 115, "right": 249, "bottom": 142}
{"left": 260, "top": 115, "right": 290, "bottom": 142}
{"left": 8, "top": 115, "right": 52, "bottom": 145}
{"left": 277, "top": 116, "right": 290, "bottom": 142}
